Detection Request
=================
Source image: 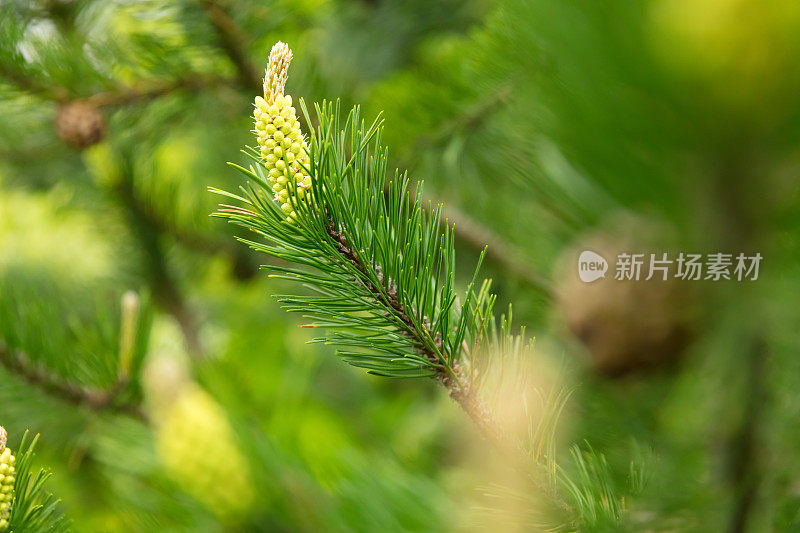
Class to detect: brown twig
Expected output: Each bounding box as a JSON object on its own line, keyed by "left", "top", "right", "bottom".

{"left": 440, "top": 203, "right": 555, "bottom": 298}
{"left": 87, "top": 75, "right": 233, "bottom": 108}
{"left": 0, "top": 340, "right": 147, "bottom": 421}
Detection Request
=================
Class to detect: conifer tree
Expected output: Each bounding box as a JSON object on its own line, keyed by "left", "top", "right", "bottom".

{"left": 1, "top": 0, "right": 799, "bottom": 531}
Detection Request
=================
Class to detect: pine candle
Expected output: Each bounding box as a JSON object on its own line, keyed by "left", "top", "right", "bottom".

{"left": 253, "top": 42, "right": 313, "bottom": 221}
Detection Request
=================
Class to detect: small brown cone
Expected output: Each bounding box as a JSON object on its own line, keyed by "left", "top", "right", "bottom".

{"left": 55, "top": 100, "right": 105, "bottom": 150}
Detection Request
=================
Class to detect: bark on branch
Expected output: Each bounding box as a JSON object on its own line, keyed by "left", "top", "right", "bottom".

{"left": 0, "top": 340, "right": 147, "bottom": 421}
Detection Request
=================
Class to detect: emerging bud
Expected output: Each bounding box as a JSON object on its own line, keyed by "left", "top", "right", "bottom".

{"left": 254, "top": 42, "right": 314, "bottom": 221}
{"left": 263, "top": 41, "right": 292, "bottom": 105}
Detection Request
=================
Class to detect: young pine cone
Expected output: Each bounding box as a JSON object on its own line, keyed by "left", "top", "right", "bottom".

{"left": 55, "top": 100, "right": 105, "bottom": 150}
{"left": 0, "top": 427, "right": 15, "bottom": 532}
{"left": 253, "top": 41, "right": 313, "bottom": 221}
{"left": 156, "top": 384, "right": 255, "bottom": 522}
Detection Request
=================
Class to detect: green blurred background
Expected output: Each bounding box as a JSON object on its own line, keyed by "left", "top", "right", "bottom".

{"left": 1, "top": 0, "right": 799, "bottom": 531}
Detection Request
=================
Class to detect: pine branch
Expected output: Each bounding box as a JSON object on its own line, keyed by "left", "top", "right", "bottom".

{"left": 215, "top": 98, "right": 573, "bottom": 516}
{"left": 0, "top": 341, "right": 147, "bottom": 422}
{"left": 325, "top": 222, "right": 506, "bottom": 446}
{"left": 2, "top": 61, "right": 546, "bottom": 295}
{"left": 211, "top": 43, "right": 637, "bottom": 526}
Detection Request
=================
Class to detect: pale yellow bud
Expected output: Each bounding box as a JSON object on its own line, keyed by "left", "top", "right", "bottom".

{"left": 252, "top": 41, "right": 315, "bottom": 221}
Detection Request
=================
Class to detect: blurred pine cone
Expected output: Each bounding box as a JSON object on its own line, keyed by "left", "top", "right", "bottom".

{"left": 55, "top": 101, "right": 105, "bottom": 150}
{"left": 556, "top": 222, "right": 696, "bottom": 376}
{"left": 156, "top": 384, "right": 255, "bottom": 521}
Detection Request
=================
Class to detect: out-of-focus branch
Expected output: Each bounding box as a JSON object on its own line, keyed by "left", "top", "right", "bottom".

{"left": 440, "top": 203, "right": 555, "bottom": 298}
{"left": 416, "top": 84, "right": 512, "bottom": 148}
{"left": 201, "top": 0, "right": 262, "bottom": 93}
{"left": 0, "top": 340, "right": 147, "bottom": 421}
{"left": 392, "top": 189, "right": 555, "bottom": 297}
{"left": 2, "top": 65, "right": 256, "bottom": 276}
{"left": 711, "top": 146, "right": 766, "bottom": 533}
{"left": 1, "top": 61, "right": 233, "bottom": 107}
{"left": 114, "top": 161, "right": 207, "bottom": 359}
{"left": 727, "top": 336, "right": 766, "bottom": 533}
{"left": 397, "top": 84, "right": 555, "bottom": 296}
{"left": 120, "top": 189, "right": 258, "bottom": 280}
{"left": 88, "top": 75, "right": 234, "bottom": 107}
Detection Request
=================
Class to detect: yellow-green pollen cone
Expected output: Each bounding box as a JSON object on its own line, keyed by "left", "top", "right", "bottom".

{"left": 0, "top": 427, "right": 14, "bottom": 532}
{"left": 156, "top": 384, "right": 255, "bottom": 521}
{"left": 254, "top": 41, "right": 313, "bottom": 221}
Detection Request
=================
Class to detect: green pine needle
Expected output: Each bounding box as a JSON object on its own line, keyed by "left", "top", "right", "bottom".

{"left": 213, "top": 100, "right": 494, "bottom": 382}
{"left": 8, "top": 432, "right": 69, "bottom": 533}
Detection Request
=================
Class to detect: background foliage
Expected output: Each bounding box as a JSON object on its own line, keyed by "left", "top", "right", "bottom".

{"left": 1, "top": 0, "right": 799, "bottom": 531}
